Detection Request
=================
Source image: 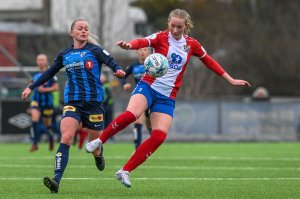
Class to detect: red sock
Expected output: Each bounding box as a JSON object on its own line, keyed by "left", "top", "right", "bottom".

{"left": 123, "top": 129, "right": 167, "bottom": 172}
{"left": 78, "top": 129, "right": 88, "bottom": 149}
{"left": 99, "top": 111, "right": 136, "bottom": 143}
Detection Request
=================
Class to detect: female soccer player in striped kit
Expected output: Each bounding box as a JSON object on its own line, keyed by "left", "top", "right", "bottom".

{"left": 22, "top": 19, "right": 125, "bottom": 193}
{"left": 86, "top": 9, "right": 250, "bottom": 188}
{"left": 29, "top": 54, "right": 59, "bottom": 152}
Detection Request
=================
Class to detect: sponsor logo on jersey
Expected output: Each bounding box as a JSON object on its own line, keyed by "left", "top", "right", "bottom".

{"left": 169, "top": 53, "right": 183, "bottom": 70}
{"left": 171, "top": 53, "right": 182, "bottom": 64}
{"left": 85, "top": 60, "right": 94, "bottom": 69}
{"left": 89, "top": 114, "right": 103, "bottom": 122}
{"left": 65, "top": 61, "right": 85, "bottom": 72}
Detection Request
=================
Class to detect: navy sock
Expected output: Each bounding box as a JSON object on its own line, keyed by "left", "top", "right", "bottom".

{"left": 133, "top": 123, "right": 142, "bottom": 149}
{"left": 47, "top": 127, "right": 54, "bottom": 143}
{"left": 32, "top": 122, "right": 40, "bottom": 145}
{"left": 53, "top": 143, "right": 70, "bottom": 183}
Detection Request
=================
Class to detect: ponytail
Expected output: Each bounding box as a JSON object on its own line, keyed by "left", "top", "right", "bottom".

{"left": 88, "top": 33, "right": 102, "bottom": 47}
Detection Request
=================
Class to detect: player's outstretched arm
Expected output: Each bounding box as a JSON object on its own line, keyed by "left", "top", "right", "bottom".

{"left": 222, "top": 72, "right": 251, "bottom": 87}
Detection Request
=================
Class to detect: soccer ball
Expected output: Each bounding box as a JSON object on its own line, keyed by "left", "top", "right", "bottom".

{"left": 144, "top": 53, "right": 169, "bottom": 78}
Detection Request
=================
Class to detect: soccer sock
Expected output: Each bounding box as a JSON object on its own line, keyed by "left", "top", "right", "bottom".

{"left": 47, "top": 127, "right": 54, "bottom": 143}
{"left": 133, "top": 123, "right": 142, "bottom": 149}
{"left": 99, "top": 111, "right": 136, "bottom": 143}
{"left": 53, "top": 143, "right": 70, "bottom": 184}
{"left": 123, "top": 129, "right": 167, "bottom": 172}
{"left": 32, "top": 122, "right": 40, "bottom": 145}
{"left": 78, "top": 129, "right": 88, "bottom": 149}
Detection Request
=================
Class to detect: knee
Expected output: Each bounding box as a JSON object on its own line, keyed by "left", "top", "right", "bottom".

{"left": 60, "top": 131, "right": 74, "bottom": 145}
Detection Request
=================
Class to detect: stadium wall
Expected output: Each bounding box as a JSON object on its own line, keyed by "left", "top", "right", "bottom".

{"left": 112, "top": 99, "right": 300, "bottom": 142}
{"left": 1, "top": 98, "right": 300, "bottom": 142}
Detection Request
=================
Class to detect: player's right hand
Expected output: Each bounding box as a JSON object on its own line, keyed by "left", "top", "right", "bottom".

{"left": 116, "top": 40, "right": 132, "bottom": 50}
{"left": 22, "top": 88, "right": 32, "bottom": 101}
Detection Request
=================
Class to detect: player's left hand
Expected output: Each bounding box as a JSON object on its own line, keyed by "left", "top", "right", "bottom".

{"left": 230, "top": 79, "right": 251, "bottom": 87}
{"left": 22, "top": 87, "right": 32, "bottom": 101}
{"left": 222, "top": 73, "right": 251, "bottom": 87}
{"left": 114, "top": 70, "right": 126, "bottom": 78}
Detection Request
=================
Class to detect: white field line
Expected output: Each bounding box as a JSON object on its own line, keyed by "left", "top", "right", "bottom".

{"left": 0, "top": 164, "right": 300, "bottom": 171}
{"left": 1, "top": 177, "right": 300, "bottom": 181}
{"left": 0, "top": 156, "right": 300, "bottom": 161}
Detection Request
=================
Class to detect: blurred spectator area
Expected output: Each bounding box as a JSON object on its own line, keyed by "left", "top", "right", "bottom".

{"left": 0, "top": 32, "right": 17, "bottom": 66}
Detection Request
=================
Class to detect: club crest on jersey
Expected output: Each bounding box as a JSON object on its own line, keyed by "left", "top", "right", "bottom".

{"left": 183, "top": 45, "right": 190, "bottom": 52}
{"left": 85, "top": 60, "right": 94, "bottom": 69}
{"left": 80, "top": 52, "right": 86, "bottom": 57}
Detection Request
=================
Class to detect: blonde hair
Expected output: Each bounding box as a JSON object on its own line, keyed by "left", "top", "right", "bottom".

{"left": 70, "top": 19, "right": 101, "bottom": 46}
{"left": 88, "top": 33, "right": 101, "bottom": 46}
{"left": 168, "top": 9, "right": 194, "bottom": 34}
{"left": 70, "top": 19, "right": 86, "bottom": 31}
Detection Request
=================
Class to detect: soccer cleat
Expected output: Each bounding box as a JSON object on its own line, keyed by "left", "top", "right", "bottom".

{"left": 94, "top": 144, "right": 105, "bottom": 171}
{"left": 115, "top": 169, "right": 131, "bottom": 188}
{"left": 94, "top": 155, "right": 105, "bottom": 171}
{"left": 29, "top": 144, "right": 38, "bottom": 152}
{"left": 43, "top": 177, "right": 59, "bottom": 193}
{"left": 86, "top": 138, "right": 102, "bottom": 153}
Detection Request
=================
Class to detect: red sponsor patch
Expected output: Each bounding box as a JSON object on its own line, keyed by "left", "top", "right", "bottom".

{"left": 85, "top": 60, "right": 94, "bottom": 69}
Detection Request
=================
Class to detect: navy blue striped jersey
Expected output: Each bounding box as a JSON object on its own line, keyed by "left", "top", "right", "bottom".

{"left": 29, "top": 43, "right": 123, "bottom": 103}
{"left": 121, "top": 62, "right": 145, "bottom": 85}
{"left": 31, "top": 72, "right": 57, "bottom": 107}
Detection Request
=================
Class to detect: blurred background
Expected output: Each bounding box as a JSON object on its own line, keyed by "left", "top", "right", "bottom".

{"left": 0, "top": 0, "right": 300, "bottom": 142}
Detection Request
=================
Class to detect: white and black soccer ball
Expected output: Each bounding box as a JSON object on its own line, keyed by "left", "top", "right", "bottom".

{"left": 144, "top": 53, "right": 169, "bottom": 78}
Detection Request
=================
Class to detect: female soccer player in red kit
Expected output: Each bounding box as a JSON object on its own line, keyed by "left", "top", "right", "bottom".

{"left": 86, "top": 9, "right": 250, "bottom": 187}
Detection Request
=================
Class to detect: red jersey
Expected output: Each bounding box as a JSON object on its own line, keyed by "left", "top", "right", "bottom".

{"left": 129, "top": 31, "right": 225, "bottom": 99}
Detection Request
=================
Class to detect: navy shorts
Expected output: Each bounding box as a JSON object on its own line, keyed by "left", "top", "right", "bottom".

{"left": 62, "top": 101, "right": 104, "bottom": 130}
{"left": 30, "top": 101, "right": 54, "bottom": 118}
{"left": 132, "top": 81, "right": 176, "bottom": 117}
